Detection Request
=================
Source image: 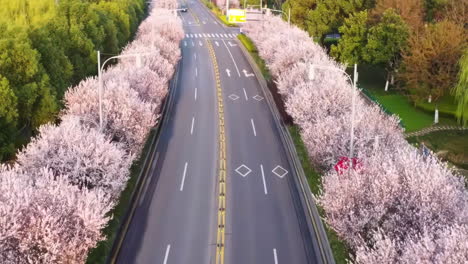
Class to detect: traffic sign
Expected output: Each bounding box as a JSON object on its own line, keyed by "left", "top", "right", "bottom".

{"left": 227, "top": 9, "right": 247, "bottom": 23}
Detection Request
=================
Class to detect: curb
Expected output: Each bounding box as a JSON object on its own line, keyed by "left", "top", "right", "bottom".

{"left": 236, "top": 38, "right": 335, "bottom": 264}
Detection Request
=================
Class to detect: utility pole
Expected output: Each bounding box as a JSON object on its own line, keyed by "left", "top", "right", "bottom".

{"left": 97, "top": 51, "right": 103, "bottom": 131}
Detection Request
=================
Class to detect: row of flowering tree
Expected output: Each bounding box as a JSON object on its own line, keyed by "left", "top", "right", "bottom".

{"left": 0, "top": 0, "right": 184, "bottom": 262}
{"left": 243, "top": 14, "right": 468, "bottom": 263}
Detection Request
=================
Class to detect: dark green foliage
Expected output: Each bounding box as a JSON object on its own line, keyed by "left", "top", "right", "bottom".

{"left": 0, "top": 0, "right": 147, "bottom": 161}
{"left": 282, "top": 0, "right": 369, "bottom": 41}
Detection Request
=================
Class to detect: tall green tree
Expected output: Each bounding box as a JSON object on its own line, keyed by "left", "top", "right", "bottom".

{"left": 0, "top": 30, "right": 56, "bottom": 125}
{"left": 0, "top": 75, "right": 18, "bottom": 160}
{"left": 363, "top": 9, "right": 409, "bottom": 78}
{"left": 330, "top": 11, "right": 368, "bottom": 65}
{"left": 453, "top": 49, "right": 468, "bottom": 126}
{"left": 283, "top": 0, "right": 371, "bottom": 41}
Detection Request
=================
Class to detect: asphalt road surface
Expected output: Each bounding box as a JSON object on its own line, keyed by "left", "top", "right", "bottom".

{"left": 115, "top": 1, "right": 321, "bottom": 263}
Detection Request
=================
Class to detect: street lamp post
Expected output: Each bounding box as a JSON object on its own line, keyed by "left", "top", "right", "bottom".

{"left": 309, "top": 63, "right": 359, "bottom": 158}
{"left": 263, "top": 7, "right": 291, "bottom": 25}
{"left": 97, "top": 51, "right": 147, "bottom": 131}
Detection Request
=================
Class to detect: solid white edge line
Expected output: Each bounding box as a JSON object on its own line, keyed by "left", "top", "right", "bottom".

{"left": 273, "top": 248, "right": 278, "bottom": 264}
{"left": 222, "top": 40, "right": 241, "bottom": 77}
{"left": 163, "top": 244, "right": 171, "bottom": 264}
{"left": 191, "top": 117, "right": 195, "bottom": 135}
{"left": 180, "top": 162, "right": 188, "bottom": 191}
{"left": 195, "top": 88, "right": 198, "bottom": 101}
{"left": 261, "top": 164, "right": 267, "bottom": 195}
{"left": 251, "top": 118, "right": 257, "bottom": 136}
{"left": 243, "top": 88, "right": 248, "bottom": 101}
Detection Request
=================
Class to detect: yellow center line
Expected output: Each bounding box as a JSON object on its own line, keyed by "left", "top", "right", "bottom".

{"left": 191, "top": 9, "right": 226, "bottom": 264}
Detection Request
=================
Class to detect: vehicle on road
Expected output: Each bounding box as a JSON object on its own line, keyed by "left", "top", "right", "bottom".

{"left": 180, "top": 5, "right": 188, "bottom": 12}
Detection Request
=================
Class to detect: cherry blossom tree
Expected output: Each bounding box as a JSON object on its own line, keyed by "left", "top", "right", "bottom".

{"left": 354, "top": 225, "right": 468, "bottom": 264}
{"left": 63, "top": 77, "right": 157, "bottom": 154}
{"left": 16, "top": 116, "right": 132, "bottom": 199}
{"left": 0, "top": 166, "right": 113, "bottom": 263}
{"left": 319, "top": 145, "right": 468, "bottom": 248}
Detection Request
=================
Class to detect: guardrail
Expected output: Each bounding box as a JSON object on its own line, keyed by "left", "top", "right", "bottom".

{"left": 236, "top": 38, "right": 335, "bottom": 264}
{"left": 105, "top": 61, "right": 181, "bottom": 264}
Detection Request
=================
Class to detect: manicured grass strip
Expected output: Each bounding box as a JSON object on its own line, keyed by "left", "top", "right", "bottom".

{"left": 288, "top": 126, "right": 350, "bottom": 264}
{"left": 201, "top": 0, "right": 236, "bottom": 27}
{"left": 237, "top": 34, "right": 272, "bottom": 81}
{"left": 86, "top": 129, "right": 156, "bottom": 264}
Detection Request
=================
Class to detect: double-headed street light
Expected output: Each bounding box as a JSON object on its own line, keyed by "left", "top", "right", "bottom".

{"left": 309, "top": 64, "right": 359, "bottom": 158}
{"left": 97, "top": 51, "right": 154, "bottom": 131}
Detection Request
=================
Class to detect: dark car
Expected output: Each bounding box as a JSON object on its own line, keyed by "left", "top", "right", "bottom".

{"left": 180, "top": 5, "right": 188, "bottom": 12}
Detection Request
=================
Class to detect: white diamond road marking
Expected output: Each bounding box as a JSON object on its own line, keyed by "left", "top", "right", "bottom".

{"left": 272, "top": 165, "right": 288, "bottom": 178}
{"left": 229, "top": 94, "right": 240, "bottom": 101}
{"left": 253, "top": 95, "right": 264, "bottom": 101}
{"left": 235, "top": 165, "right": 252, "bottom": 177}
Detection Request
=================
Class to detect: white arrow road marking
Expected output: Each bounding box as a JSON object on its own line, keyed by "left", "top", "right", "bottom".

{"left": 192, "top": 41, "right": 195, "bottom": 47}
{"left": 189, "top": 21, "right": 192, "bottom": 24}
{"left": 195, "top": 67, "right": 198, "bottom": 77}
{"left": 261, "top": 164, "right": 268, "bottom": 195}
{"left": 184, "top": 41, "right": 187, "bottom": 46}
{"left": 226, "top": 69, "right": 231, "bottom": 77}
{"left": 199, "top": 41, "right": 203, "bottom": 46}
{"left": 228, "top": 41, "right": 237, "bottom": 47}
{"left": 235, "top": 165, "right": 252, "bottom": 177}
{"left": 243, "top": 69, "right": 254, "bottom": 77}
{"left": 223, "top": 40, "right": 241, "bottom": 76}
{"left": 251, "top": 118, "right": 257, "bottom": 136}
{"left": 180, "top": 162, "right": 188, "bottom": 191}
{"left": 243, "top": 88, "right": 248, "bottom": 100}
{"left": 163, "top": 245, "right": 171, "bottom": 264}
{"left": 215, "top": 41, "right": 220, "bottom": 47}
{"left": 273, "top": 248, "right": 278, "bottom": 264}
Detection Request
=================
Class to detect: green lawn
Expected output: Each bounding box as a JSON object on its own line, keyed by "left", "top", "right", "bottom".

{"left": 289, "top": 126, "right": 350, "bottom": 264}
{"left": 407, "top": 130, "right": 468, "bottom": 172}
{"left": 357, "top": 65, "right": 458, "bottom": 132}
{"left": 237, "top": 34, "right": 272, "bottom": 81}
{"left": 86, "top": 129, "right": 156, "bottom": 263}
